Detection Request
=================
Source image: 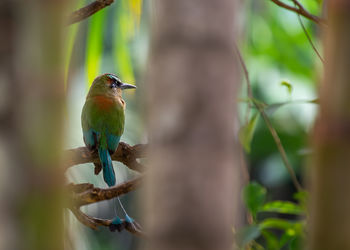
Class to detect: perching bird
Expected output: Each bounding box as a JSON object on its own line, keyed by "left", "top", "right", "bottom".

{"left": 81, "top": 73, "right": 137, "bottom": 231}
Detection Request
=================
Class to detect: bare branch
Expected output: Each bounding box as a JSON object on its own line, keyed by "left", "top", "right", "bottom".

{"left": 270, "top": 0, "right": 326, "bottom": 25}
{"left": 69, "top": 206, "right": 145, "bottom": 236}
{"left": 64, "top": 142, "right": 147, "bottom": 173}
{"left": 67, "top": 176, "right": 143, "bottom": 207}
{"left": 296, "top": 13, "right": 324, "bottom": 63}
{"left": 67, "top": 0, "right": 115, "bottom": 25}
{"left": 67, "top": 176, "right": 144, "bottom": 235}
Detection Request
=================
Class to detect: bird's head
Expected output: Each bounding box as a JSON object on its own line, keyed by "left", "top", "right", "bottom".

{"left": 87, "top": 73, "right": 136, "bottom": 98}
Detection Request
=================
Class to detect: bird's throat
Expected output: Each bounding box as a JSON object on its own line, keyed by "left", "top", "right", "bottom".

{"left": 91, "top": 95, "right": 124, "bottom": 111}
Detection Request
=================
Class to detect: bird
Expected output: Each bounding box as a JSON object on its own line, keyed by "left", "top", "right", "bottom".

{"left": 81, "top": 73, "right": 137, "bottom": 231}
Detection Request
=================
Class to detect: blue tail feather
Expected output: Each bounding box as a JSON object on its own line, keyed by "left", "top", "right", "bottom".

{"left": 98, "top": 147, "right": 116, "bottom": 187}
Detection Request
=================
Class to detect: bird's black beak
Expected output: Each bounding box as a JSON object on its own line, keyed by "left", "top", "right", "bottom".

{"left": 120, "top": 82, "right": 136, "bottom": 90}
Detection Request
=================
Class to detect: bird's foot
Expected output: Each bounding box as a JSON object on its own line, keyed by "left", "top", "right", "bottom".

{"left": 109, "top": 215, "right": 142, "bottom": 233}
{"left": 109, "top": 216, "right": 125, "bottom": 232}
{"left": 93, "top": 162, "right": 102, "bottom": 175}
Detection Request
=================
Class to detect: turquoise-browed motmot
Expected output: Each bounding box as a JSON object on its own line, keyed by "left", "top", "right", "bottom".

{"left": 81, "top": 73, "right": 137, "bottom": 231}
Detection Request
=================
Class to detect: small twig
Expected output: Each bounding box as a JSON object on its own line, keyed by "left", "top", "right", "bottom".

{"left": 254, "top": 103, "right": 302, "bottom": 191}
{"left": 233, "top": 42, "right": 252, "bottom": 188}
{"left": 269, "top": 0, "right": 326, "bottom": 25}
{"left": 234, "top": 43, "right": 253, "bottom": 124}
{"left": 296, "top": 10, "right": 325, "bottom": 63}
{"left": 64, "top": 142, "right": 147, "bottom": 173}
{"left": 67, "top": 176, "right": 144, "bottom": 235}
{"left": 68, "top": 176, "right": 143, "bottom": 207}
{"left": 67, "top": 0, "right": 115, "bottom": 25}
{"left": 234, "top": 46, "right": 303, "bottom": 192}
{"left": 69, "top": 206, "right": 145, "bottom": 236}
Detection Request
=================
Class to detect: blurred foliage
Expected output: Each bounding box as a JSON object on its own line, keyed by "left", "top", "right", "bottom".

{"left": 239, "top": 112, "right": 260, "bottom": 153}
{"left": 237, "top": 0, "right": 323, "bottom": 249}
{"left": 85, "top": 9, "right": 106, "bottom": 86}
{"left": 237, "top": 182, "right": 306, "bottom": 249}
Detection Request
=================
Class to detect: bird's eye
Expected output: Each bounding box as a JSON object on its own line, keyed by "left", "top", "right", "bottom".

{"left": 110, "top": 82, "right": 117, "bottom": 88}
{"left": 109, "top": 81, "right": 122, "bottom": 89}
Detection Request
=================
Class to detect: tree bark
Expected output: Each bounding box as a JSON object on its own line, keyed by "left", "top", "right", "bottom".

{"left": 309, "top": 0, "right": 350, "bottom": 249}
{"left": 145, "top": 1, "right": 240, "bottom": 250}
{"left": 0, "top": 1, "right": 67, "bottom": 249}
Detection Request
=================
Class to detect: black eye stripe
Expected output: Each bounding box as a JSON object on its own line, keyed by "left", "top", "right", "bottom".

{"left": 107, "top": 74, "right": 123, "bottom": 88}
{"left": 110, "top": 81, "right": 121, "bottom": 88}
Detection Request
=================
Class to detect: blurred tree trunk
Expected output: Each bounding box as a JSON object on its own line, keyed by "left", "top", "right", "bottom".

{"left": 309, "top": 0, "right": 350, "bottom": 249}
{"left": 145, "top": 1, "right": 240, "bottom": 250}
{"left": 0, "top": 1, "right": 67, "bottom": 249}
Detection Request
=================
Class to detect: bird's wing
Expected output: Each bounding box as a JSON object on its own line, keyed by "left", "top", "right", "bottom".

{"left": 105, "top": 99, "right": 124, "bottom": 153}
{"left": 82, "top": 96, "right": 124, "bottom": 152}
{"left": 83, "top": 129, "right": 97, "bottom": 150}
{"left": 81, "top": 100, "right": 98, "bottom": 150}
{"left": 106, "top": 133, "right": 121, "bottom": 154}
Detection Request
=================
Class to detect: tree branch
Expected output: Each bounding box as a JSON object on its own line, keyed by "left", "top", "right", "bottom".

{"left": 66, "top": 175, "right": 144, "bottom": 235}
{"left": 65, "top": 142, "right": 147, "bottom": 235}
{"left": 270, "top": 0, "right": 326, "bottom": 25}
{"left": 64, "top": 142, "right": 147, "bottom": 173}
{"left": 67, "top": 176, "right": 143, "bottom": 207}
{"left": 67, "top": 0, "right": 115, "bottom": 25}
{"left": 69, "top": 206, "right": 144, "bottom": 236}
{"left": 296, "top": 12, "right": 324, "bottom": 63}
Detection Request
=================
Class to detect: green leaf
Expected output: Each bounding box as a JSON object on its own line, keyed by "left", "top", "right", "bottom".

{"left": 281, "top": 80, "right": 293, "bottom": 95}
{"left": 259, "top": 218, "right": 302, "bottom": 232}
{"left": 293, "top": 190, "right": 309, "bottom": 210}
{"left": 261, "top": 230, "right": 279, "bottom": 250}
{"left": 236, "top": 224, "right": 261, "bottom": 247}
{"left": 289, "top": 235, "right": 304, "bottom": 250}
{"left": 259, "top": 200, "right": 305, "bottom": 215}
{"left": 260, "top": 218, "right": 293, "bottom": 231}
{"left": 239, "top": 112, "right": 260, "bottom": 153}
{"left": 279, "top": 227, "right": 304, "bottom": 249}
{"left": 85, "top": 8, "right": 107, "bottom": 87}
{"left": 128, "top": 0, "right": 143, "bottom": 27}
{"left": 279, "top": 231, "right": 296, "bottom": 249}
{"left": 242, "top": 182, "right": 267, "bottom": 219}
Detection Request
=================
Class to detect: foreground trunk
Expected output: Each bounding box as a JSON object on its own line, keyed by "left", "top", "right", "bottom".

{"left": 309, "top": 0, "right": 350, "bottom": 249}
{"left": 145, "top": 1, "right": 240, "bottom": 250}
{"left": 0, "top": 1, "right": 66, "bottom": 249}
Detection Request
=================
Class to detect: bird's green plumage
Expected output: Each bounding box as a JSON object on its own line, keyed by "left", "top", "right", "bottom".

{"left": 81, "top": 73, "right": 135, "bottom": 187}
{"left": 81, "top": 96, "right": 125, "bottom": 141}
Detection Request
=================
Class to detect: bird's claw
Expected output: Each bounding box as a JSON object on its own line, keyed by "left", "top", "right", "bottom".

{"left": 93, "top": 162, "right": 102, "bottom": 175}
{"left": 109, "top": 216, "right": 125, "bottom": 232}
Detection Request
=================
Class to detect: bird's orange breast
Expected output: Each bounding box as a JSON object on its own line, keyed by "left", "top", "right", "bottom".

{"left": 92, "top": 95, "right": 115, "bottom": 111}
